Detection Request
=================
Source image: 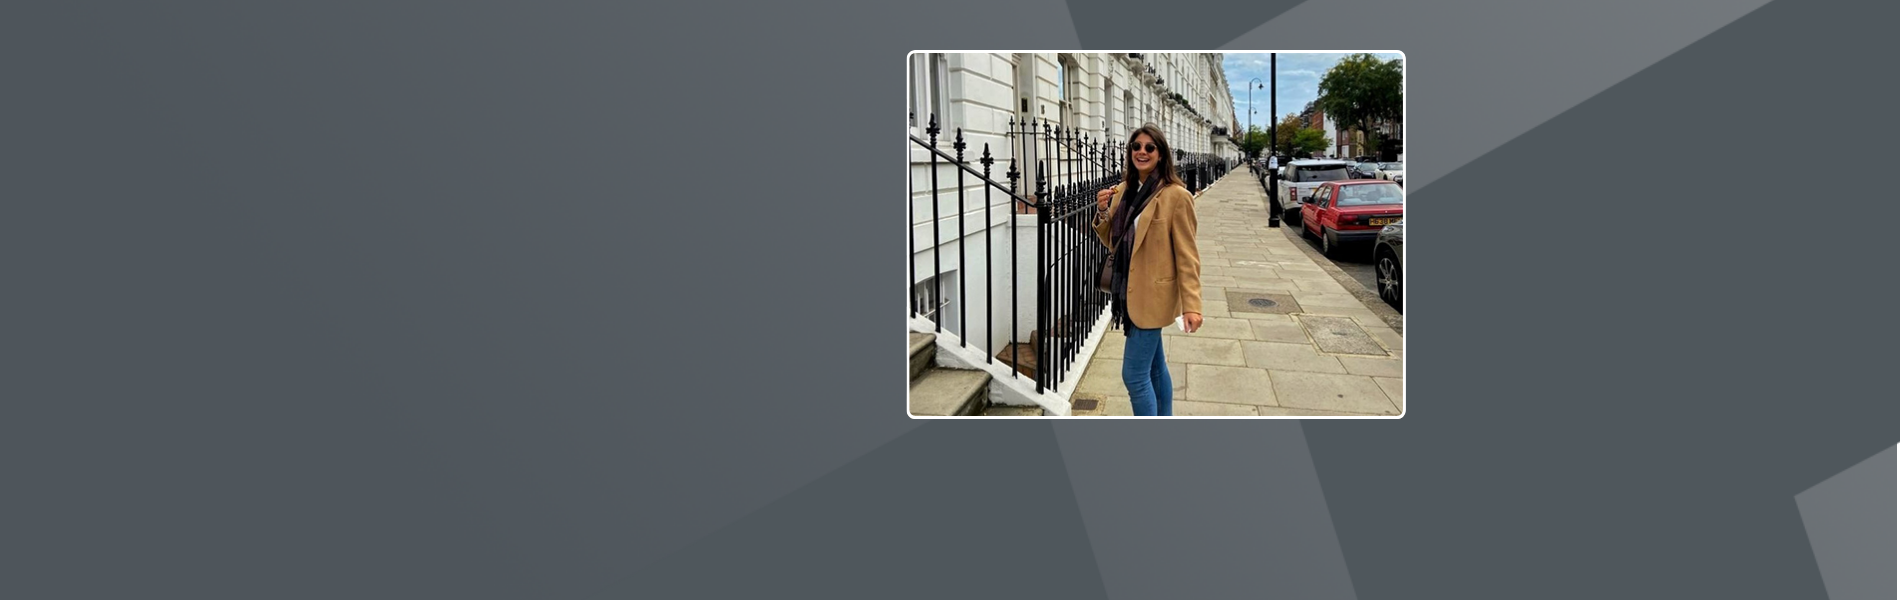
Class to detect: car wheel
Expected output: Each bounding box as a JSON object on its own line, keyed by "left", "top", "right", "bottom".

{"left": 1320, "top": 229, "right": 1335, "bottom": 257}
{"left": 1300, "top": 220, "right": 1316, "bottom": 239}
{"left": 1377, "top": 250, "right": 1402, "bottom": 307}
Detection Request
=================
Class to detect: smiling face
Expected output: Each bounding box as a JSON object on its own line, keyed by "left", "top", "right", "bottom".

{"left": 1128, "top": 133, "right": 1159, "bottom": 178}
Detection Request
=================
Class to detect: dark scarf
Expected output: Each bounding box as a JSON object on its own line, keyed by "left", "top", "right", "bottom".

{"left": 1109, "top": 171, "right": 1163, "bottom": 331}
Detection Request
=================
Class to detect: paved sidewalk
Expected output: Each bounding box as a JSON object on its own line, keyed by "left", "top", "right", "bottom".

{"left": 1071, "top": 169, "right": 1404, "bottom": 416}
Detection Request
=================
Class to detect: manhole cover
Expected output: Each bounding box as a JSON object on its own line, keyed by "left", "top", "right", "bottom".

{"left": 1226, "top": 291, "right": 1301, "bottom": 314}
{"left": 1297, "top": 315, "right": 1389, "bottom": 356}
{"left": 1072, "top": 398, "right": 1101, "bottom": 411}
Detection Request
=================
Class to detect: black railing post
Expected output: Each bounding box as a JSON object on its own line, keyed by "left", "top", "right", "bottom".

{"left": 927, "top": 115, "right": 941, "bottom": 332}
{"left": 1059, "top": 125, "right": 1071, "bottom": 383}
{"left": 1007, "top": 155, "right": 1020, "bottom": 379}
{"left": 954, "top": 128, "right": 967, "bottom": 347}
{"left": 1034, "top": 159, "right": 1048, "bottom": 393}
{"left": 1040, "top": 123, "right": 1052, "bottom": 392}
{"left": 981, "top": 143, "right": 994, "bottom": 364}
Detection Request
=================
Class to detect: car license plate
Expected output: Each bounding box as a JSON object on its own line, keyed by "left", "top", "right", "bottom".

{"left": 1369, "top": 217, "right": 1396, "bottom": 226}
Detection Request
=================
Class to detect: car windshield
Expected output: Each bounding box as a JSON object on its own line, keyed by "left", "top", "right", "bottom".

{"left": 1380, "top": 162, "right": 1403, "bottom": 170}
{"left": 1295, "top": 165, "right": 1351, "bottom": 182}
{"left": 1336, "top": 183, "right": 1404, "bottom": 206}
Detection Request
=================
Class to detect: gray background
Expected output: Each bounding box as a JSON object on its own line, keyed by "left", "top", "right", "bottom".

{"left": 3, "top": 0, "right": 1895, "bottom": 598}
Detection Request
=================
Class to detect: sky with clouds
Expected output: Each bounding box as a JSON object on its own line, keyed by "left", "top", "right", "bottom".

{"left": 1223, "top": 52, "right": 1403, "bottom": 133}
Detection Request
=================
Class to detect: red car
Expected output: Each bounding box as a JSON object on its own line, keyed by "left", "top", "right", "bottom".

{"left": 1299, "top": 180, "right": 1404, "bottom": 257}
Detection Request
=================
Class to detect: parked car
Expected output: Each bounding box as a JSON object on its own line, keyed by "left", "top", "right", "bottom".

{"left": 1299, "top": 180, "right": 1405, "bottom": 257}
{"left": 1374, "top": 219, "right": 1403, "bottom": 308}
{"left": 1273, "top": 159, "right": 1355, "bottom": 225}
{"left": 1375, "top": 161, "right": 1404, "bottom": 187}
{"left": 1349, "top": 163, "right": 1383, "bottom": 179}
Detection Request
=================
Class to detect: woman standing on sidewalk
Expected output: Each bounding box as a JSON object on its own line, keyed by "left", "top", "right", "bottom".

{"left": 1093, "top": 124, "right": 1204, "bottom": 417}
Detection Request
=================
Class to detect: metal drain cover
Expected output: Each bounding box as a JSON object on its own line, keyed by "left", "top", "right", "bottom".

{"left": 1226, "top": 291, "right": 1301, "bottom": 314}
{"left": 1072, "top": 398, "right": 1101, "bottom": 411}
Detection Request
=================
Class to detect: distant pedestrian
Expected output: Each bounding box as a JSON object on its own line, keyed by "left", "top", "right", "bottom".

{"left": 1092, "top": 124, "right": 1204, "bottom": 417}
{"left": 1266, "top": 154, "right": 1282, "bottom": 227}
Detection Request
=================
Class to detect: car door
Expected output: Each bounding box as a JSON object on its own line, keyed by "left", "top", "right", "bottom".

{"left": 1316, "top": 185, "right": 1336, "bottom": 232}
{"left": 1304, "top": 184, "right": 1330, "bottom": 231}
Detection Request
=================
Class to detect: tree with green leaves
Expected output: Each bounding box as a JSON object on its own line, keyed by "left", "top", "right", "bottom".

{"left": 1315, "top": 54, "right": 1403, "bottom": 149}
{"left": 1272, "top": 114, "right": 1302, "bottom": 156}
{"left": 1266, "top": 114, "right": 1327, "bottom": 157}
{"left": 1238, "top": 125, "right": 1270, "bottom": 158}
{"left": 1292, "top": 128, "right": 1330, "bottom": 157}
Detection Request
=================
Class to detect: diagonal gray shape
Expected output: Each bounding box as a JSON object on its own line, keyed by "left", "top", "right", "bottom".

{"left": 639, "top": 421, "right": 1107, "bottom": 599}
{"left": 1796, "top": 446, "right": 1897, "bottom": 600}
{"left": 1052, "top": 421, "right": 1356, "bottom": 599}
{"left": 1223, "top": 0, "right": 1773, "bottom": 192}
{"left": 600, "top": 0, "right": 1080, "bottom": 573}
{"left": 1064, "top": 0, "right": 1310, "bottom": 49}
{"left": 1300, "top": 0, "right": 1900, "bottom": 595}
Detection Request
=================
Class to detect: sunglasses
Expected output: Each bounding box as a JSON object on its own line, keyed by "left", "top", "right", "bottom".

{"left": 1127, "top": 142, "right": 1158, "bottom": 153}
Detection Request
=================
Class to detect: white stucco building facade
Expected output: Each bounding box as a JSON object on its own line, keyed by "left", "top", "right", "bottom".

{"left": 906, "top": 53, "right": 1238, "bottom": 410}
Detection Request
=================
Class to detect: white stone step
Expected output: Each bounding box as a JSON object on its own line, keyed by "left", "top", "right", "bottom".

{"left": 908, "top": 332, "right": 935, "bottom": 383}
{"left": 908, "top": 367, "right": 989, "bottom": 417}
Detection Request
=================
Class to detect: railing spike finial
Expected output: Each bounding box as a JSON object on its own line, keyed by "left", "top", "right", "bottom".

{"left": 980, "top": 143, "right": 994, "bottom": 169}
{"left": 927, "top": 114, "right": 940, "bottom": 146}
{"left": 953, "top": 128, "right": 966, "bottom": 160}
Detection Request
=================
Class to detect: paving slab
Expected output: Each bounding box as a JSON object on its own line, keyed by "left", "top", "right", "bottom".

{"left": 1199, "top": 299, "right": 1231, "bottom": 318}
{"left": 1174, "top": 400, "right": 1259, "bottom": 416}
{"left": 1166, "top": 336, "right": 1248, "bottom": 366}
{"left": 1296, "top": 315, "right": 1389, "bottom": 356}
{"left": 1364, "top": 326, "right": 1403, "bottom": 352}
{"left": 1183, "top": 364, "right": 1277, "bottom": 406}
{"left": 1240, "top": 340, "right": 1347, "bottom": 374}
{"left": 1257, "top": 406, "right": 1378, "bottom": 417}
{"left": 1074, "top": 358, "right": 1126, "bottom": 397}
{"left": 1339, "top": 356, "right": 1403, "bottom": 377}
{"left": 1294, "top": 279, "right": 1350, "bottom": 293}
{"left": 1270, "top": 370, "right": 1399, "bottom": 415}
{"left": 1250, "top": 318, "right": 1312, "bottom": 343}
{"left": 1374, "top": 377, "right": 1403, "bottom": 413}
{"left": 1163, "top": 316, "right": 1253, "bottom": 340}
{"left": 1292, "top": 292, "right": 1362, "bottom": 307}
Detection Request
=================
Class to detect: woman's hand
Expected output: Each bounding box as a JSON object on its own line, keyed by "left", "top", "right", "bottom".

{"left": 1183, "top": 312, "right": 1203, "bottom": 333}
{"left": 1096, "top": 187, "right": 1115, "bottom": 212}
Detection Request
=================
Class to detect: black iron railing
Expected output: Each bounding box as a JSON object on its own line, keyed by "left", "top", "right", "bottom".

{"left": 1172, "top": 151, "right": 1227, "bottom": 194}
{"left": 908, "top": 114, "right": 1121, "bottom": 394}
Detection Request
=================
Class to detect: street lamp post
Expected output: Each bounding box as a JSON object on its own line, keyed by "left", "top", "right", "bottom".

{"left": 1268, "top": 52, "right": 1280, "bottom": 228}
{"left": 1247, "top": 77, "right": 1263, "bottom": 159}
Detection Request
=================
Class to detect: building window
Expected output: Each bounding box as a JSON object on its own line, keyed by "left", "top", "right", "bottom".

{"left": 909, "top": 53, "right": 949, "bottom": 134}
{"left": 911, "top": 272, "right": 959, "bottom": 333}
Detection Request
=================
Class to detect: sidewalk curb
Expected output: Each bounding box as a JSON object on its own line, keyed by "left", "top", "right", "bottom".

{"left": 1215, "top": 170, "right": 1404, "bottom": 336}
{"left": 1280, "top": 225, "right": 1404, "bottom": 335}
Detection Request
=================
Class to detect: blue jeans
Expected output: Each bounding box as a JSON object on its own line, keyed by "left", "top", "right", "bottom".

{"left": 1122, "top": 327, "right": 1173, "bottom": 416}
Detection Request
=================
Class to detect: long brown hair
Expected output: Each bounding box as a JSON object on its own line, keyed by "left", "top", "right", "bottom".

{"left": 1121, "top": 123, "right": 1185, "bottom": 191}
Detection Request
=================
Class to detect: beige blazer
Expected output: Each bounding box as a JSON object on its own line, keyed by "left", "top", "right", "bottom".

{"left": 1092, "top": 181, "right": 1203, "bottom": 329}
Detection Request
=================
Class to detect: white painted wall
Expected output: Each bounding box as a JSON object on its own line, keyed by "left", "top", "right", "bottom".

{"left": 908, "top": 53, "right": 1225, "bottom": 389}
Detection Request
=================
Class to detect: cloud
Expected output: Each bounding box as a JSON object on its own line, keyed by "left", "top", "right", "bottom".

{"left": 1219, "top": 52, "right": 1403, "bottom": 129}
